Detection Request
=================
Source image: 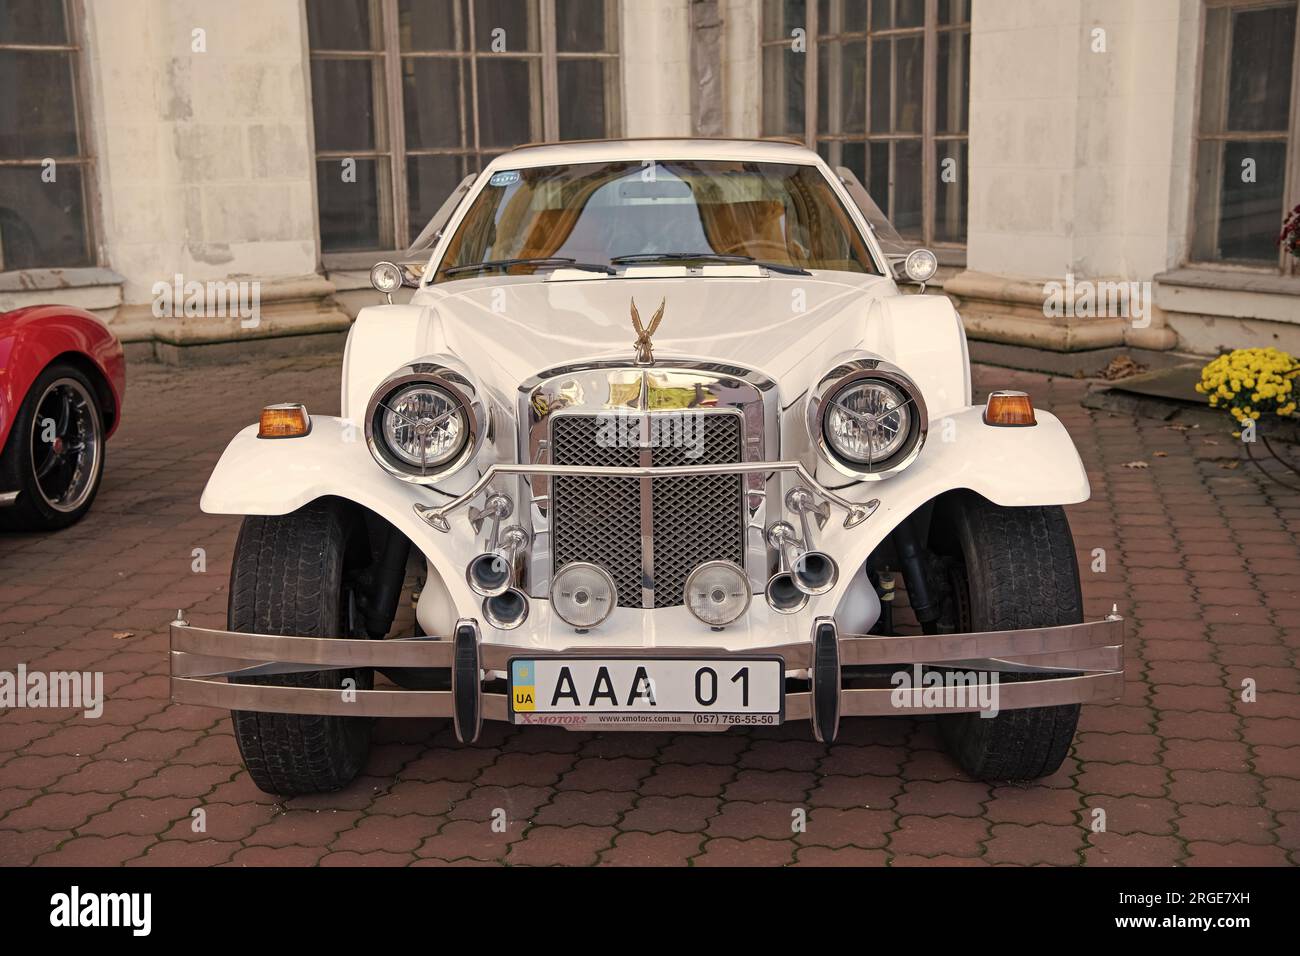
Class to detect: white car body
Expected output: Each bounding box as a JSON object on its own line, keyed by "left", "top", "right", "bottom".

{"left": 176, "top": 139, "right": 1121, "bottom": 757}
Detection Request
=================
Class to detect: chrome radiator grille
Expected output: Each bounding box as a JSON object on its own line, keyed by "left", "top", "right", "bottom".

{"left": 551, "top": 414, "right": 746, "bottom": 609}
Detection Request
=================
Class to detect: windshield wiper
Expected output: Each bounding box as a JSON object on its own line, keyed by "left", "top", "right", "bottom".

{"left": 442, "top": 257, "right": 615, "bottom": 277}
{"left": 609, "top": 252, "right": 811, "bottom": 276}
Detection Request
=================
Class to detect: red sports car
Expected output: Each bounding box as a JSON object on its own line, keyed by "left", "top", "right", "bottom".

{"left": 0, "top": 305, "right": 125, "bottom": 531}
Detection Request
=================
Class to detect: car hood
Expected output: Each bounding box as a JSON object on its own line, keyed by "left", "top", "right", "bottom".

{"left": 414, "top": 271, "right": 897, "bottom": 395}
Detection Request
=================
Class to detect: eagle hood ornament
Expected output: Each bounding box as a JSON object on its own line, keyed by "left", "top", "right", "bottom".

{"left": 630, "top": 296, "right": 666, "bottom": 366}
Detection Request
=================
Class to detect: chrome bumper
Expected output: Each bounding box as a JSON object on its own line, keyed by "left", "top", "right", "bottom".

{"left": 169, "top": 614, "right": 1124, "bottom": 744}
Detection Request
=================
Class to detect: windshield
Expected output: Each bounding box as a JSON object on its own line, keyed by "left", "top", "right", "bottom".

{"left": 434, "top": 159, "right": 880, "bottom": 283}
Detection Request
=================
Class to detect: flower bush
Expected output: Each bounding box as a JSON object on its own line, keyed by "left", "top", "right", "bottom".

{"left": 1279, "top": 203, "right": 1300, "bottom": 260}
{"left": 1195, "top": 347, "right": 1299, "bottom": 429}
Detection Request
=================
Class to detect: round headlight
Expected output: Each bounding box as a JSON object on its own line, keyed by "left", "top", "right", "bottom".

{"left": 380, "top": 384, "right": 467, "bottom": 469}
{"left": 551, "top": 562, "right": 617, "bottom": 630}
{"left": 365, "top": 359, "right": 486, "bottom": 484}
{"left": 824, "top": 380, "right": 912, "bottom": 465}
{"left": 808, "top": 359, "right": 928, "bottom": 480}
{"left": 684, "top": 561, "right": 752, "bottom": 628}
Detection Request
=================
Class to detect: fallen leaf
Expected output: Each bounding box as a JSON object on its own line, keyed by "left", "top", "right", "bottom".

{"left": 1219, "top": 461, "right": 1240, "bottom": 470}
{"left": 1122, "top": 460, "right": 1150, "bottom": 469}
{"left": 1153, "top": 451, "right": 1168, "bottom": 457}
{"left": 112, "top": 631, "right": 134, "bottom": 640}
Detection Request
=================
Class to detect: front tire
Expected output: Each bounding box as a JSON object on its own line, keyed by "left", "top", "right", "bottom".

{"left": 0, "top": 362, "right": 106, "bottom": 532}
{"left": 227, "top": 501, "right": 373, "bottom": 795}
{"left": 934, "top": 493, "right": 1083, "bottom": 781}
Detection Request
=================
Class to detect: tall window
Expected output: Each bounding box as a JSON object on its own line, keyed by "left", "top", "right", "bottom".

{"left": 761, "top": 0, "right": 971, "bottom": 248}
{"left": 0, "top": 0, "right": 94, "bottom": 271}
{"left": 307, "top": 0, "right": 621, "bottom": 254}
{"left": 1191, "top": 0, "right": 1300, "bottom": 272}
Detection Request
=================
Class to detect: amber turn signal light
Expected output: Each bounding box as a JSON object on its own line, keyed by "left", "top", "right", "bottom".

{"left": 984, "top": 390, "right": 1037, "bottom": 427}
{"left": 258, "top": 403, "right": 311, "bottom": 438}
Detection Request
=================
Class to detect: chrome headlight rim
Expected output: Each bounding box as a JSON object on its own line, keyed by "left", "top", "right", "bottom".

{"left": 807, "top": 359, "right": 928, "bottom": 481}
{"left": 365, "top": 362, "right": 487, "bottom": 485}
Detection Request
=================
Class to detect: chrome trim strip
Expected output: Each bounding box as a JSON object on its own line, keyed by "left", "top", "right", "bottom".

{"left": 0, "top": 491, "right": 18, "bottom": 507}
{"left": 170, "top": 617, "right": 1123, "bottom": 720}
{"left": 416, "top": 460, "right": 880, "bottom": 532}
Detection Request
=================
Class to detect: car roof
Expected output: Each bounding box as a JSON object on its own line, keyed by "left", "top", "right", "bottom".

{"left": 488, "top": 137, "right": 822, "bottom": 170}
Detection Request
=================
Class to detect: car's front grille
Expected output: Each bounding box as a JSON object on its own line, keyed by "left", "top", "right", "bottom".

{"left": 551, "top": 414, "right": 746, "bottom": 609}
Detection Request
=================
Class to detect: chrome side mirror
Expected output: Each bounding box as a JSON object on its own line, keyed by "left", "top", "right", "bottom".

{"left": 369, "top": 261, "right": 425, "bottom": 303}
{"left": 886, "top": 248, "right": 939, "bottom": 293}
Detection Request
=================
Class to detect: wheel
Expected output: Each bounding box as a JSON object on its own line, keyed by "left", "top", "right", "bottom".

{"left": 0, "top": 362, "right": 106, "bottom": 531}
{"left": 227, "top": 501, "right": 374, "bottom": 795}
{"left": 933, "top": 492, "right": 1083, "bottom": 781}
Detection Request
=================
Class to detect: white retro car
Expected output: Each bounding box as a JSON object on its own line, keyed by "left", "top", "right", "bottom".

{"left": 170, "top": 139, "right": 1124, "bottom": 795}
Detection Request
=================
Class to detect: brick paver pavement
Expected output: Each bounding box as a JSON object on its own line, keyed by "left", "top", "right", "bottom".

{"left": 1, "top": 353, "right": 1296, "bottom": 866}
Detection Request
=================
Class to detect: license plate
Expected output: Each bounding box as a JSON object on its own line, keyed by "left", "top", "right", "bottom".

{"left": 508, "top": 658, "right": 784, "bottom": 730}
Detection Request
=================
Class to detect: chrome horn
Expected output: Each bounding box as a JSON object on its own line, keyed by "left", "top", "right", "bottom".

{"left": 467, "top": 494, "right": 525, "bottom": 597}
{"left": 765, "top": 522, "right": 809, "bottom": 614}
{"left": 466, "top": 492, "right": 531, "bottom": 629}
{"left": 784, "top": 488, "right": 839, "bottom": 596}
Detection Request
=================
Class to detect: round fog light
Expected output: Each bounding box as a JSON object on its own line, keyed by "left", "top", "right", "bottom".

{"left": 685, "top": 561, "right": 752, "bottom": 628}
{"left": 551, "top": 562, "right": 617, "bottom": 630}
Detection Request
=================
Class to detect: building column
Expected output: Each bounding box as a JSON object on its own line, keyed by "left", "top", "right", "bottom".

{"left": 947, "top": 0, "right": 1185, "bottom": 352}
{"left": 81, "top": 0, "right": 347, "bottom": 356}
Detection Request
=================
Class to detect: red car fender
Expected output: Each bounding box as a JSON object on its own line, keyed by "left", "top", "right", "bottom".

{"left": 0, "top": 305, "right": 126, "bottom": 455}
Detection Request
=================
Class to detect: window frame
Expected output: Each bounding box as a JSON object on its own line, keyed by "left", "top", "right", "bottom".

{"left": 0, "top": 0, "right": 98, "bottom": 273}
{"left": 759, "top": 0, "right": 970, "bottom": 252}
{"left": 1187, "top": 0, "right": 1300, "bottom": 276}
{"left": 307, "top": 0, "right": 623, "bottom": 259}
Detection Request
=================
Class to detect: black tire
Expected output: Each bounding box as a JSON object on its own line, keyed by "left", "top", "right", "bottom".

{"left": 227, "top": 501, "right": 373, "bottom": 795}
{"left": 934, "top": 493, "right": 1083, "bottom": 781}
{"left": 0, "top": 362, "right": 106, "bottom": 532}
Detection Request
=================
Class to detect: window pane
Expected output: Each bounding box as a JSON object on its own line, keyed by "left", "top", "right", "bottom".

{"left": 762, "top": 44, "right": 806, "bottom": 137}
{"left": 894, "top": 35, "right": 923, "bottom": 133}
{"left": 558, "top": 59, "right": 609, "bottom": 140}
{"left": 0, "top": 165, "right": 90, "bottom": 269}
{"left": 896, "top": 0, "right": 924, "bottom": 28}
{"left": 893, "top": 139, "right": 922, "bottom": 237}
{"left": 473, "top": 0, "right": 539, "bottom": 52}
{"left": 934, "top": 140, "right": 968, "bottom": 243}
{"left": 1226, "top": 4, "right": 1296, "bottom": 133}
{"left": 316, "top": 157, "right": 389, "bottom": 251}
{"left": 938, "top": 0, "right": 972, "bottom": 25}
{"left": 0, "top": 0, "right": 68, "bottom": 45}
{"left": 1193, "top": 139, "right": 1287, "bottom": 262}
{"left": 306, "top": 0, "right": 375, "bottom": 51}
{"left": 936, "top": 29, "right": 970, "bottom": 134}
{"left": 867, "top": 139, "right": 889, "bottom": 202}
{"left": 476, "top": 57, "right": 540, "bottom": 147}
{"left": 869, "top": 38, "right": 890, "bottom": 132}
{"left": 398, "top": 0, "right": 465, "bottom": 50}
{"left": 408, "top": 154, "right": 469, "bottom": 245}
{"left": 843, "top": 0, "right": 869, "bottom": 32}
{"left": 841, "top": 140, "right": 866, "bottom": 184}
{"left": 556, "top": 0, "right": 609, "bottom": 52}
{"left": 310, "top": 58, "right": 383, "bottom": 152}
{"left": 838, "top": 41, "right": 867, "bottom": 134}
{"left": 0, "top": 51, "right": 80, "bottom": 157}
{"left": 871, "top": 0, "right": 891, "bottom": 30}
{"left": 763, "top": 0, "right": 807, "bottom": 42}
{"left": 403, "top": 58, "right": 467, "bottom": 149}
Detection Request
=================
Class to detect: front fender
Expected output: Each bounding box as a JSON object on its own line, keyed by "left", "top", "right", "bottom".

{"left": 200, "top": 416, "right": 481, "bottom": 612}
{"left": 819, "top": 404, "right": 1090, "bottom": 617}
